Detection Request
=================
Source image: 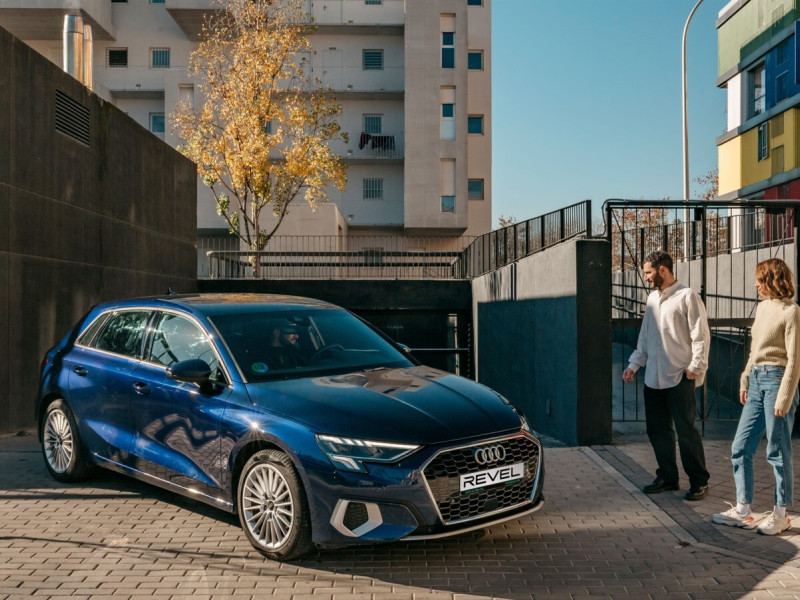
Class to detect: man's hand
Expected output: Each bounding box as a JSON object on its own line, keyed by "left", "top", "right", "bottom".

{"left": 684, "top": 368, "right": 697, "bottom": 380}
{"left": 622, "top": 368, "right": 635, "bottom": 383}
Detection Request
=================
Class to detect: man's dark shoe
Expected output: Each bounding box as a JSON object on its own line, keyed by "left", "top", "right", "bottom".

{"left": 643, "top": 478, "right": 679, "bottom": 494}
{"left": 684, "top": 485, "right": 709, "bottom": 501}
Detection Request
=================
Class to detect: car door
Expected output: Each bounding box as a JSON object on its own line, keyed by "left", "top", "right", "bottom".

{"left": 67, "top": 310, "right": 151, "bottom": 465}
{"left": 129, "top": 311, "right": 231, "bottom": 500}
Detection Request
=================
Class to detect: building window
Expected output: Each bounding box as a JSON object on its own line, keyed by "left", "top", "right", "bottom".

{"left": 363, "top": 114, "right": 382, "bottom": 134}
{"left": 776, "top": 71, "right": 789, "bottom": 103}
{"left": 106, "top": 48, "right": 128, "bottom": 68}
{"left": 362, "top": 49, "right": 384, "bottom": 70}
{"left": 468, "top": 115, "right": 484, "bottom": 134}
{"left": 150, "top": 0, "right": 165, "bottom": 3}
{"left": 151, "top": 48, "right": 170, "bottom": 68}
{"left": 441, "top": 86, "right": 455, "bottom": 140}
{"left": 758, "top": 122, "right": 769, "bottom": 161}
{"left": 111, "top": 0, "right": 127, "bottom": 3}
{"left": 468, "top": 179, "right": 484, "bottom": 199}
{"left": 467, "top": 0, "right": 483, "bottom": 4}
{"left": 441, "top": 158, "right": 455, "bottom": 213}
{"left": 441, "top": 32, "right": 455, "bottom": 68}
{"left": 777, "top": 38, "right": 790, "bottom": 65}
{"left": 365, "top": 0, "right": 382, "bottom": 4}
{"left": 150, "top": 113, "right": 165, "bottom": 134}
{"left": 363, "top": 178, "right": 383, "bottom": 199}
{"left": 441, "top": 103, "right": 455, "bottom": 140}
{"left": 263, "top": 119, "right": 272, "bottom": 134}
{"left": 750, "top": 63, "right": 765, "bottom": 118}
{"left": 468, "top": 51, "right": 483, "bottom": 70}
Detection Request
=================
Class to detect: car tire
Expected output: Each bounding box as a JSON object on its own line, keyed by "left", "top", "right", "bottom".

{"left": 41, "top": 399, "right": 91, "bottom": 482}
{"left": 237, "top": 449, "right": 313, "bottom": 560}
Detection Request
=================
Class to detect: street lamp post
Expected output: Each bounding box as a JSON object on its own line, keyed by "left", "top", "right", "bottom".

{"left": 682, "top": 0, "right": 704, "bottom": 258}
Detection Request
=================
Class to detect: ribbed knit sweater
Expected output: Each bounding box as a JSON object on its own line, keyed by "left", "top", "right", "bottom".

{"left": 739, "top": 297, "right": 800, "bottom": 413}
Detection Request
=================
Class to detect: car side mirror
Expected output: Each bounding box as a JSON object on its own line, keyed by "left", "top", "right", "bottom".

{"left": 167, "top": 359, "right": 212, "bottom": 385}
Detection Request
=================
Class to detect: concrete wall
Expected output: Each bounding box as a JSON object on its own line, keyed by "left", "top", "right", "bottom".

{"left": 471, "top": 239, "right": 612, "bottom": 445}
{"left": 0, "top": 26, "right": 197, "bottom": 433}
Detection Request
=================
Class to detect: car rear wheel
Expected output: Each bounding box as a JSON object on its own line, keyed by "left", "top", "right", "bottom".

{"left": 237, "top": 449, "right": 313, "bottom": 560}
{"left": 41, "top": 399, "right": 91, "bottom": 482}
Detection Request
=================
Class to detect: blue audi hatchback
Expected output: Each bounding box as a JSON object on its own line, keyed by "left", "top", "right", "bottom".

{"left": 37, "top": 294, "right": 544, "bottom": 560}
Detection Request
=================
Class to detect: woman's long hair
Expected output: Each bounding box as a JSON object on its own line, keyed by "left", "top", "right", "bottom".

{"left": 756, "top": 258, "right": 795, "bottom": 299}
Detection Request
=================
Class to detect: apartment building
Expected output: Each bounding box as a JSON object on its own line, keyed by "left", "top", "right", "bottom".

{"left": 0, "top": 0, "right": 492, "bottom": 267}
{"left": 716, "top": 0, "right": 800, "bottom": 202}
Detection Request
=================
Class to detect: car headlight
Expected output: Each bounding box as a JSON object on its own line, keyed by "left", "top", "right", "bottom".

{"left": 316, "top": 434, "right": 420, "bottom": 473}
{"left": 519, "top": 412, "right": 532, "bottom": 433}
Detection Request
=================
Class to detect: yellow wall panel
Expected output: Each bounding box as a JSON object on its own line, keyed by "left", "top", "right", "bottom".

{"left": 718, "top": 137, "right": 742, "bottom": 196}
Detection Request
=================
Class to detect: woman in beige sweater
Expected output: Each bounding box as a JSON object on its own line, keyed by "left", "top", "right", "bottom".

{"left": 713, "top": 258, "right": 800, "bottom": 535}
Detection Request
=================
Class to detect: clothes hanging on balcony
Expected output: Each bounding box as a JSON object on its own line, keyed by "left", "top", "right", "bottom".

{"left": 358, "top": 133, "right": 395, "bottom": 151}
{"left": 370, "top": 135, "right": 395, "bottom": 150}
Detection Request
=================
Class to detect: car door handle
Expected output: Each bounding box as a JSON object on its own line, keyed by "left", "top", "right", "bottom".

{"left": 132, "top": 382, "right": 151, "bottom": 395}
{"left": 72, "top": 366, "right": 88, "bottom": 377}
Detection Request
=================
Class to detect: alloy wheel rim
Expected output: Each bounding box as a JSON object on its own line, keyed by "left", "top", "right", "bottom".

{"left": 44, "top": 409, "right": 73, "bottom": 473}
{"left": 242, "top": 463, "right": 294, "bottom": 549}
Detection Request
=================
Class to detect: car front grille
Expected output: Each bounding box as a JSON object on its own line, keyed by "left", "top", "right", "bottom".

{"left": 421, "top": 434, "right": 540, "bottom": 525}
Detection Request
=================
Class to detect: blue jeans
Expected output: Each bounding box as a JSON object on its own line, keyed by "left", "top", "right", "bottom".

{"left": 731, "top": 365, "right": 799, "bottom": 507}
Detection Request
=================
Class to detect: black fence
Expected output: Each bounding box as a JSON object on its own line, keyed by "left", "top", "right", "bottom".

{"left": 454, "top": 201, "right": 592, "bottom": 278}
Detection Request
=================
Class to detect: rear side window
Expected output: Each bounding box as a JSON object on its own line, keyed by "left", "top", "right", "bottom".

{"left": 91, "top": 311, "right": 150, "bottom": 358}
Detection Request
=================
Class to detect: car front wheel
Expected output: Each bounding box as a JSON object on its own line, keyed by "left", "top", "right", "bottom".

{"left": 41, "top": 399, "right": 91, "bottom": 482}
{"left": 237, "top": 449, "right": 312, "bottom": 560}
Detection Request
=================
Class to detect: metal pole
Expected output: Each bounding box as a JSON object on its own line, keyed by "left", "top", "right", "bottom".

{"left": 682, "top": 0, "right": 704, "bottom": 256}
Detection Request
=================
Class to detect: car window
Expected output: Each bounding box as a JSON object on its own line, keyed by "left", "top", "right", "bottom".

{"left": 77, "top": 312, "right": 111, "bottom": 347}
{"left": 91, "top": 311, "right": 150, "bottom": 358}
{"left": 148, "top": 313, "right": 222, "bottom": 379}
{"left": 211, "top": 308, "right": 412, "bottom": 381}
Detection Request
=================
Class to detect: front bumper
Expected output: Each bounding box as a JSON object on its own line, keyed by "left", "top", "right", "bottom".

{"left": 307, "top": 432, "right": 545, "bottom": 547}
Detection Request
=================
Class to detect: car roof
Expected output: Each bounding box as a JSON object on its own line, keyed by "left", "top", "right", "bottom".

{"left": 96, "top": 293, "right": 340, "bottom": 317}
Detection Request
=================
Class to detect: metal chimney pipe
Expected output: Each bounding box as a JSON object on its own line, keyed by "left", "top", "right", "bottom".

{"left": 62, "top": 14, "right": 84, "bottom": 83}
{"left": 83, "top": 23, "right": 93, "bottom": 90}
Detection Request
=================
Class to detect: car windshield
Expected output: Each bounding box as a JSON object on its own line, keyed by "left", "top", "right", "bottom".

{"left": 210, "top": 308, "right": 413, "bottom": 382}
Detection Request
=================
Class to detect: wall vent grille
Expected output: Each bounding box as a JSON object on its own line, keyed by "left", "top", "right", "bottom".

{"left": 55, "top": 90, "right": 90, "bottom": 145}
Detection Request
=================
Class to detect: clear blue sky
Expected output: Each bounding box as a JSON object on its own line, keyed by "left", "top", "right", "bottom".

{"left": 491, "top": 0, "right": 726, "bottom": 226}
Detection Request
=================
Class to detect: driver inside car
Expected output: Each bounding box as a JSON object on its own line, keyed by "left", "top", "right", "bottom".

{"left": 264, "top": 321, "right": 308, "bottom": 369}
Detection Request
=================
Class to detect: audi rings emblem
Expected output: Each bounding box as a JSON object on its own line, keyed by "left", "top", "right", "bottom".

{"left": 473, "top": 444, "right": 506, "bottom": 465}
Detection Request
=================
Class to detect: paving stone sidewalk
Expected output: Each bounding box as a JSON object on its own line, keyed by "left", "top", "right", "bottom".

{"left": 3, "top": 430, "right": 800, "bottom": 599}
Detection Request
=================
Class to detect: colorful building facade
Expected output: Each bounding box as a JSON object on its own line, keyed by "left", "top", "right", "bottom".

{"left": 717, "top": 0, "right": 800, "bottom": 202}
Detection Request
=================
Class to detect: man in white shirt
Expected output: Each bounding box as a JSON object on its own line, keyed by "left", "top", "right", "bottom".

{"left": 622, "top": 251, "right": 711, "bottom": 501}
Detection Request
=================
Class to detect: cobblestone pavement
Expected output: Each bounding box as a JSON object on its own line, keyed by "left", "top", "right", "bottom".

{"left": 3, "top": 429, "right": 800, "bottom": 599}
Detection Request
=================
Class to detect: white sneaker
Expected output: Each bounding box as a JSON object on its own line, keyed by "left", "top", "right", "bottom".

{"left": 712, "top": 503, "right": 761, "bottom": 529}
{"left": 757, "top": 511, "right": 791, "bottom": 536}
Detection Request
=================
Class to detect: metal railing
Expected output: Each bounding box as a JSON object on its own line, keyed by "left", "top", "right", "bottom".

{"left": 454, "top": 201, "right": 592, "bottom": 278}
{"left": 201, "top": 235, "right": 476, "bottom": 280}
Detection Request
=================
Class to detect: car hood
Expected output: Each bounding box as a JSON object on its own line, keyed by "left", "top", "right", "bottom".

{"left": 246, "top": 366, "right": 521, "bottom": 445}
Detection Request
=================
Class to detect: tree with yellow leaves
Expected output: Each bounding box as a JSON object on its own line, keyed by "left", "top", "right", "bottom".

{"left": 172, "top": 0, "right": 347, "bottom": 276}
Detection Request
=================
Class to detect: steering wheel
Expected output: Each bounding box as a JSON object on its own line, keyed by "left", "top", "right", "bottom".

{"left": 310, "top": 344, "right": 345, "bottom": 361}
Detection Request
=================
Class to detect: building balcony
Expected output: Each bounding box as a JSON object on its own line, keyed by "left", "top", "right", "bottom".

{"left": 97, "top": 64, "right": 186, "bottom": 99}
{"left": 311, "top": 0, "right": 404, "bottom": 27}
{"left": 314, "top": 66, "right": 403, "bottom": 95}
{"left": 164, "top": 0, "right": 403, "bottom": 39}
{"left": 0, "top": 0, "right": 115, "bottom": 40}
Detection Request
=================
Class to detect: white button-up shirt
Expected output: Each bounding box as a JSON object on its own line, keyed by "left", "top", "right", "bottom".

{"left": 627, "top": 281, "right": 710, "bottom": 389}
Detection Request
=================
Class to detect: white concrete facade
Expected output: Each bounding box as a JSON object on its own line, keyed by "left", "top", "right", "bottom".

{"left": 1, "top": 0, "right": 492, "bottom": 240}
